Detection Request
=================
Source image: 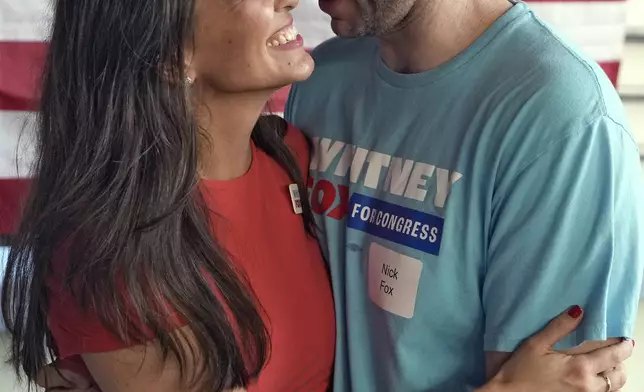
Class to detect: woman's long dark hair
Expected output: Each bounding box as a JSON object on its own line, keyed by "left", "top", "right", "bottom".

{"left": 1, "top": 1, "right": 315, "bottom": 390}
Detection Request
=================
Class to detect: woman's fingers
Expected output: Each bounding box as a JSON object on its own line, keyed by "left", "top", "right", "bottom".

{"left": 597, "top": 363, "right": 627, "bottom": 391}
{"left": 526, "top": 306, "right": 585, "bottom": 350}
{"left": 490, "top": 306, "right": 635, "bottom": 392}
{"left": 580, "top": 339, "right": 634, "bottom": 374}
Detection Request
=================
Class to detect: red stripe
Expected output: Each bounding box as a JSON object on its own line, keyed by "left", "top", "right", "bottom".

{"left": 0, "top": 39, "right": 622, "bottom": 114}
{"left": 0, "top": 41, "right": 295, "bottom": 112}
{"left": 265, "top": 60, "right": 621, "bottom": 113}
{"left": 266, "top": 86, "right": 292, "bottom": 113}
{"left": 0, "top": 42, "right": 47, "bottom": 111}
{"left": 0, "top": 179, "right": 30, "bottom": 235}
{"left": 599, "top": 61, "right": 620, "bottom": 87}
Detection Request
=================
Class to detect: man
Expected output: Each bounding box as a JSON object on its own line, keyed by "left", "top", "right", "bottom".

{"left": 285, "top": 0, "right": 644, "bottom": 390}
{"left": 30, "top": 0, "right": 639, "bottom": 390}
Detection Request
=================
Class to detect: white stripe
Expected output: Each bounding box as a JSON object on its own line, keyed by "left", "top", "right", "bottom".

{"left": 626, "top": 0, "right": 644, "bottom": 35}
{"left": 1, "top": 110, "right": 286, "bottom": 179}
{"left": 0, "top": 0, "right": 628, "bottom": 64}
{"left": 625, "top": 101, "right": 644, "bottom": 147}
{"left": 6, "top": 1, "right": 335, "bottom": 44}
{"left": 0, "top": 247, "right": 8, "bottom": 331}
{"left": 293, "top": 2, "right": 334, "bottom": 48}
{"left": 619, "top": 41, "right": 644, "bottom": 90}
{"left": 529, "top": 2, "right": 627, "bottom": 62}
{"left": 0, "top": 111, "right": 35, "bottom": 178}
{"left": 0, "top": 0, "right": 51, "bottom": 41}
{"left": 294, "top": 1, "right": 629, "bottom": 62}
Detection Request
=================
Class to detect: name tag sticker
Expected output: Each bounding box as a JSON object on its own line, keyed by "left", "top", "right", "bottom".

{"left": 347, "top": 193, "right": 444, "bottom": 255}
{"left": 368, "top": 242, "right": 423, "bottom": 319}
{"left": 288, "top": 184, "right": 303, "bottom": 214}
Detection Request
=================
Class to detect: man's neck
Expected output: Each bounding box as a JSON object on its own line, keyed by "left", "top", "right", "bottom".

{"left": 193, "top": 89, "right": 271, "bottom": 181}
{"left": 378, "top": 0, "right": 513, "bottom": 73}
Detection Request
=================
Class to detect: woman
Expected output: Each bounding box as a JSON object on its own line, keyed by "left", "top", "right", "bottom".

{"left": 1, "top": 0, "right": 632, "bottom": 391}
{"left": 2, "top": 0, "right": 333, "bottom": 390}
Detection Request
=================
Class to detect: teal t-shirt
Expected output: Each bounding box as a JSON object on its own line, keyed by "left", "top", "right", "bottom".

{"left": 286, "top": 2, "right": 644, "bottom": 391}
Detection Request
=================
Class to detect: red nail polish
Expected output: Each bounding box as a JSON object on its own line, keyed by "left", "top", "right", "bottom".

{"left": 567, "top": 305, "right": 583, "bottom": 319}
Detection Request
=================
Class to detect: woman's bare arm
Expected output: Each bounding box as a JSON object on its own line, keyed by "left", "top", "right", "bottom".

{"left": 81, "top": 325, "right": 244, "bottom": 392}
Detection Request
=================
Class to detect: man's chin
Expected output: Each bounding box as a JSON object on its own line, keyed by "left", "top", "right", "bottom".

{"left": 330, "top": 19, "right": 361, "bottom": 38}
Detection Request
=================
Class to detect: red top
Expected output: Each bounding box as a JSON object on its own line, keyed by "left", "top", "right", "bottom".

{"left": 46, "top": 125, "right": 335, "bottom": 392}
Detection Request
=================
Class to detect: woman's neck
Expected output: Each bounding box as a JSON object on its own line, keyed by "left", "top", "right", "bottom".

{"left": 193, "top": 89, "right": 271, "bottom": 181}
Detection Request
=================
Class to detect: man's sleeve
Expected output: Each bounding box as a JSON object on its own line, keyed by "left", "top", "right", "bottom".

{"left": 483, "top": 116, "right": 644, "bottom": 352}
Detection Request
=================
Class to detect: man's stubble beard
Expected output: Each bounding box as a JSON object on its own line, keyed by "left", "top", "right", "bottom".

{"left": 354, "top": 0, "right": 419, "bottom": 36}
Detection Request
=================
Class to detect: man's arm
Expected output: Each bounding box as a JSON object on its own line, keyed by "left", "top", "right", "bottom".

{"left": 483, "top": 116, "right": 644, "bottom": 372}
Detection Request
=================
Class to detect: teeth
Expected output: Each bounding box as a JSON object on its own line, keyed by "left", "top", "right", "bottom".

{"left": 267, "top": 26, "right": 299, "bottom": 47}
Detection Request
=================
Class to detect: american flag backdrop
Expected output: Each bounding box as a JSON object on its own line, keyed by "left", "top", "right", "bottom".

{"left": 0, "top": 0, "right": 629, "bottom": 237}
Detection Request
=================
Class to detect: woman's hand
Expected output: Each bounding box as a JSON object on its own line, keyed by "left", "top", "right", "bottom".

{"left": 36, "top": 358, "right": 99, "bottom": 392}
{"left": 480, "top": 306, "right": 634, "bottom": 392}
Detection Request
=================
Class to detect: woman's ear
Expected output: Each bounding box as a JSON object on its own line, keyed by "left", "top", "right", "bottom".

{"left": 159, "top": 50, "right": 196, "bottom": 85}
{"left": 159, "top": 65, "right": 194, "bottom": 86}
{"left": 184, "top": 67, "right": 196, "bottom": 85}
{"left": 184, "top": 49, "right": 197, "bottom": 85}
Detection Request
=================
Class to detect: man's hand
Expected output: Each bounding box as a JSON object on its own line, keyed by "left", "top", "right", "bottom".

{"left": 481, "top": 306, "right": 634, "bottom": 392}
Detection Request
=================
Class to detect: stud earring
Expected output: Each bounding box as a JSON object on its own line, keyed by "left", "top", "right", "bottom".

{"left": 185, "top": 75, "right": 194, "bottom": 85}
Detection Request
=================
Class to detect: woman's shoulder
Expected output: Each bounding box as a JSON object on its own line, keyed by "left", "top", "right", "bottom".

{"left": 260, "top": 114, "right": 311, "bottom": 170}
{"left": 284, "top": 121, "right": 311, "bottom": 157}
